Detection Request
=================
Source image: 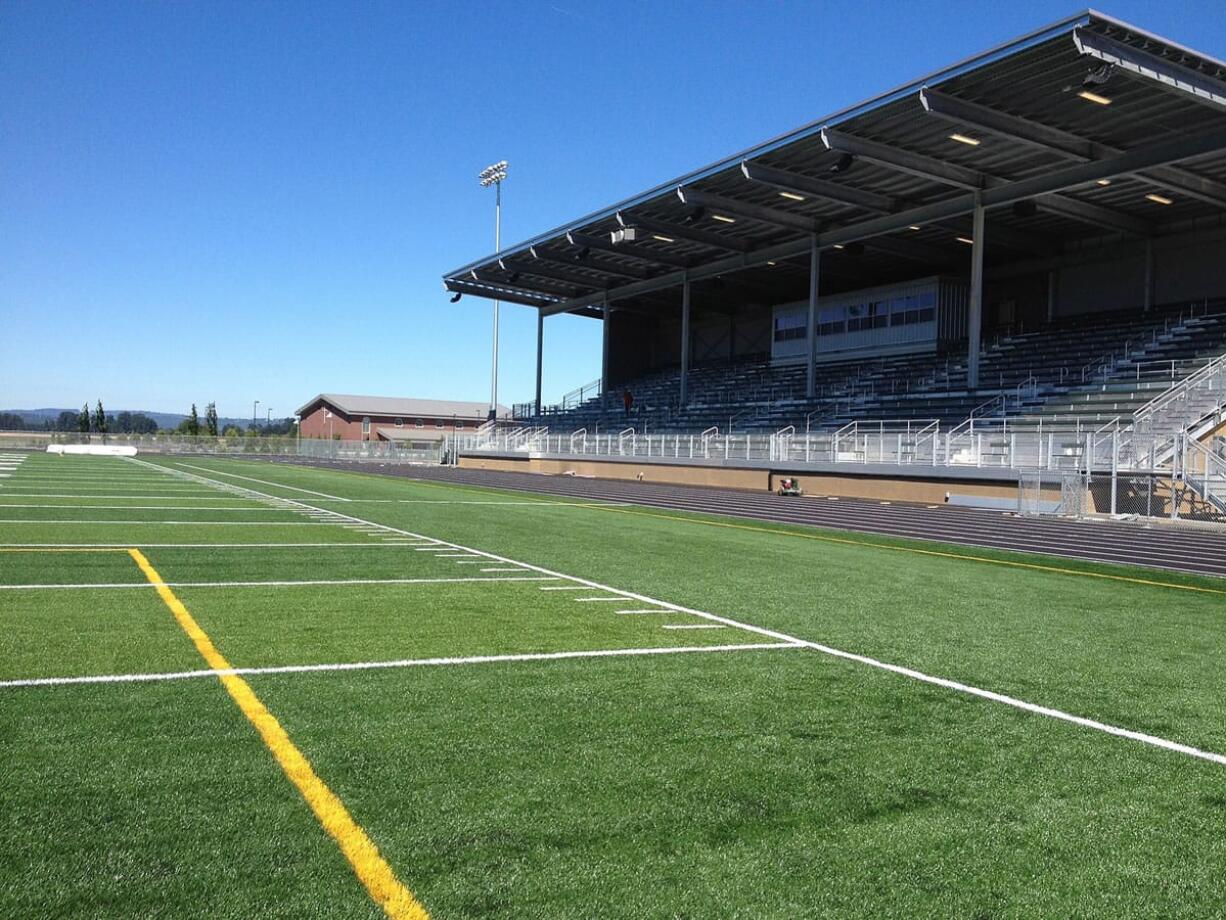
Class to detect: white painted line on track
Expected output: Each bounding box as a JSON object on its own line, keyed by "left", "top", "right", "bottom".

{"left": 1, "top": 642, "right": 801, "bottom": 689}
{"left": 127, "top": 456, "right": 1226, "bottom": 769}
{"left": 172, "top": 462, "right": 352, "bottom": 500}
{"left": 0, "top": 576, "right": 559, "bottom": 590}
{"left": 0, "top": 504, "right": 294, "bottom": 511}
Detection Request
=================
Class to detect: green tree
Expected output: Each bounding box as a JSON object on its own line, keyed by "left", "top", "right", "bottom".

{"left": 94, "top": 400, "right": 107, "bottom": 434}
{"left": 78, "top": 403, "right": 90, "bottom": 433}
{"left": 0, "top": 412, "right": 25, "bottom": 430}
{"left": 56, "top": 410, "right": 77, "bottom": 431}
{"left": 187, "top": 403, "right": 200, "bottom": 436}
{"left": 205, "top": 401, "right": 219, "bottom": 437}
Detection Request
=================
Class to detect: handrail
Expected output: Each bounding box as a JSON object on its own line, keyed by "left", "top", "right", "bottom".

{"left": 1133, "top": 351, "right": 1226, "bottom": 426}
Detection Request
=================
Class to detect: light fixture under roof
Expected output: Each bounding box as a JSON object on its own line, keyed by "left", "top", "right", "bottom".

{"left": 908, "top": 225, "right": 922, "bottom": 231}
{"left": 651, "top": 234, "right": 675, "bottom": 243}
{"left": 1096, "top": 179, "right": 1111, "bottom": 187}
{"left": 956, "top": 236, "right": 975, "bottom": 245}
{"left": 766, "top": 260, "right": 777, "bottom": 266}
{"left": 1078, "top": 89, "right": 1112, "bottom": 105}
{"left": 778, "top": 191, "right": 806, "bottom": 202}
{"left": 711, "top": 214, "right": 736, "bottom": 223}
{"left": 832, "top": 243, "right": 845, "bottom": 250}
{"left": 949, "top": 133, "right": 981, "bottom": 147}
{"left": 1146, "top": 193, "right": 1173, "bottom": 205}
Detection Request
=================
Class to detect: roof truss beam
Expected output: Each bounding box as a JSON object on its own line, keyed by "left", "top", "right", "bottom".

{"left": 470, "top": 269, "right": 579, "bottom": 299}
{"left": 537, "top": 121, "right": 1226, "bottom": 316}
{"left": 676, "top": 186, "right": 821, "bottom": 233}
{"left": 920, "top": 87, "right": 1226, "bottom": 214}
{"left": 740, "top": 160, "right": 898, "bottom": 212}
{"left": 565, "top": 230, "right": 692, "bottom": 269}
{"left": 529, "top": 244, "right": 651, "bottom": 280}
{"left": 444, "top": 278, "right": 554, "bottom": 309}
{"left": 498, "top": 258, "right": 607, "bottom": 292}
{"left": 615, "top": 211, "right": 753, "bottom": 253}
{"left": 1073, "top": 28, "right": 1226, "bottom": 111}
{"left": 821, "top": 128, "right": 986, "bottom": 189}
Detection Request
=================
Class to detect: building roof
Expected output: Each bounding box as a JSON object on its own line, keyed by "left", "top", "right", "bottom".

{"left": 443, "top": 10, "right": 1226, "bottom": 317}
{"left": 297, "top": 393, "right": 509, "bottom": 418}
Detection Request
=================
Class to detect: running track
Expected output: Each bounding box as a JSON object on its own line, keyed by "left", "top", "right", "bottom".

{"left": 263, "top": 458, "right": 1226, "bottom": 579}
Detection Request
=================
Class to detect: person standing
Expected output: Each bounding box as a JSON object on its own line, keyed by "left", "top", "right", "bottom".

{"left": 622, "top": 389, "right": 634, "bottom": 418}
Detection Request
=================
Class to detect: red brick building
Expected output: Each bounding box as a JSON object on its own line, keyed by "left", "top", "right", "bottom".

{"left": 296, "top": 394, "right": 508, "bottom": 446}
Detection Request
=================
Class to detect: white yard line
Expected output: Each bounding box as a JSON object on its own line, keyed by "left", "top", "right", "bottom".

{"left": 0, "top": 542, "right": 422, "bottom": 548}
{"left": 127, "top": 457, "right": 1226, "bottom": 770}
{"left": 616, "top": 609, "right": 669, "bottom": 615}
{"left": 0, "top": 576, "right": 558, "bottom": 590}
{"left": 0, "top": 643, "right": 800, "bottom": 689}
{"left": 574, "top": 597, "right": 627, "bottom": 602}
{"left": 0, "top": 494, "right": 266, "bottom": 500}
{"left": 172, "top": 462, "right": 352, "bottom": 500}
{"left": 0, "top": 504, "right": 289, "bottom": 511}
{"left": 662, "top": 624, "right": 727, "bottom": 630}
{"left": 0, "top": 520, "right": 320, "bottom": 526}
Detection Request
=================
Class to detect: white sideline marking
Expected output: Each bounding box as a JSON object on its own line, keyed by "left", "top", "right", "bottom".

{"left": 662, "top": 624, "right": 726, "bottom": 630}
{"left": 0, "top": 642, "right": 801, "bottom": 689}
{"left": 127, "top": 457, "right": 1226, "bottom": 769}
{"left": 574, "top": 597, "right": 625, "bottom": 602}
{"left": 437, "top": 553, "right": 482, "bottom": 558}
{"left": 539, "top": 586, "right": 589, "bottom": 591}
{"left": 616, "top": 609, "right": 668, "bottom": 615}
{"left": 172, "top": 462, "right": 352, "bottom": 500}
{"left": 482, "top": 567, "right": 525, "bottom": 573}
{"left": 0, "top": 576, "right": 558, "bottom": 590}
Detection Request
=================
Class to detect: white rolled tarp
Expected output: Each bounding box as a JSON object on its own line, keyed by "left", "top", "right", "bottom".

{"left": 46, "top": 444, "right": 138, "bottom": 456}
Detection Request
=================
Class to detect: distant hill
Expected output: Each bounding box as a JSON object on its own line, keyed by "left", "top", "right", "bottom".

{"left": 2, "top": 408, "right": 283, "bottom": 430}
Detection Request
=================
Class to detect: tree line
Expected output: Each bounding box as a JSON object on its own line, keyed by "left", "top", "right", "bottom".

{"left": 1, "top": 399, "right": 295, "bottom": 437}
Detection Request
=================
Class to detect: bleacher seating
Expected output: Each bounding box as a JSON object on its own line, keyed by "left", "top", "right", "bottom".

{"left": 531, "top": 304, "right": 1226, "bottom": 435}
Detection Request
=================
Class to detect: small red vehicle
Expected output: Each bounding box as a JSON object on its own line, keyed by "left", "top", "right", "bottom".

{"left": 777, "top": 477, "right": 802, "bottom": 497}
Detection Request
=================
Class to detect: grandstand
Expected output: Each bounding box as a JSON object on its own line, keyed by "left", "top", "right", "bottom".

{"left": 444, "top": 11, "right": 1226, "bottom": 520}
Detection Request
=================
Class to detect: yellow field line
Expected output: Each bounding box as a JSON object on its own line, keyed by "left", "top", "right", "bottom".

{"left": 579, "top": 504, "right": 1226, "bottom": 597}
{"left": 127, "top": 548, "right": 429, "bottom": 919}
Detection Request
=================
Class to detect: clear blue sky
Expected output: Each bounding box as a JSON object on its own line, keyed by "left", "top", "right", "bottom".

{"left": 3, "top": 1, "right": 1223, "bottom": 418}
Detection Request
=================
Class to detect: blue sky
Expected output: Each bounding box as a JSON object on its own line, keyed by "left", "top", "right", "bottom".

{"left": 3, "top": 1, "right": 1224, "bottom": 418}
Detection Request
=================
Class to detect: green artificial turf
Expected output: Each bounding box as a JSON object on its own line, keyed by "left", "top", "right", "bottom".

{"left": 2, "top": 451, "right": 1225, "bottom": 918}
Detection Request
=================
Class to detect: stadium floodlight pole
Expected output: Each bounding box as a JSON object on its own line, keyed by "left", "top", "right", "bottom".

{"left": 253, "top": 400, "right": 259, "bottom": 428}
{"left": 479, "top": 159, "right": 509, "bottom": 421}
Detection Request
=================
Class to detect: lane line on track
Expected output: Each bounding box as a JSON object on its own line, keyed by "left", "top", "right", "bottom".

{"left": 140, "top": 457, "right": 1226, "bottom": 769}
{"left": 127, "top": 548, "right": 429, "bottom": 920}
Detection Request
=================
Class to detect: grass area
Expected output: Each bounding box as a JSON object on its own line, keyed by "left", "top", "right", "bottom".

{"left": 2, "top": 451, "right": 1225, "bottom": 918}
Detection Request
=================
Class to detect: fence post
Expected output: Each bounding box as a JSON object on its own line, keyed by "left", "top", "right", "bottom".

{"left": 1110, "top": 430, "right": 1118, "bottom": 516}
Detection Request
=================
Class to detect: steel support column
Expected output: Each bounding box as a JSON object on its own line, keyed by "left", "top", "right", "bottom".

{"left": 680, "top": 275, "right": 691, "bottom": 406}
{"left": 534, "top": 310, "right": 544, "bottom": 416}
{"left": 601, "top": 296, "right": 611, "bottom": 410}
{"left": 1143, "top": 239, "right": 1155, "bottom": 313}
{"left": 967, "top": 198, "right": 985, "bottom": 390}
{"left": 806, "top": 235, "right": 820, "bottom": 399}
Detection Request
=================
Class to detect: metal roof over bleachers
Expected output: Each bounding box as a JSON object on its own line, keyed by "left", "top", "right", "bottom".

{"left": 442, "top": 9, "right": 1226, "bottom": 317}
